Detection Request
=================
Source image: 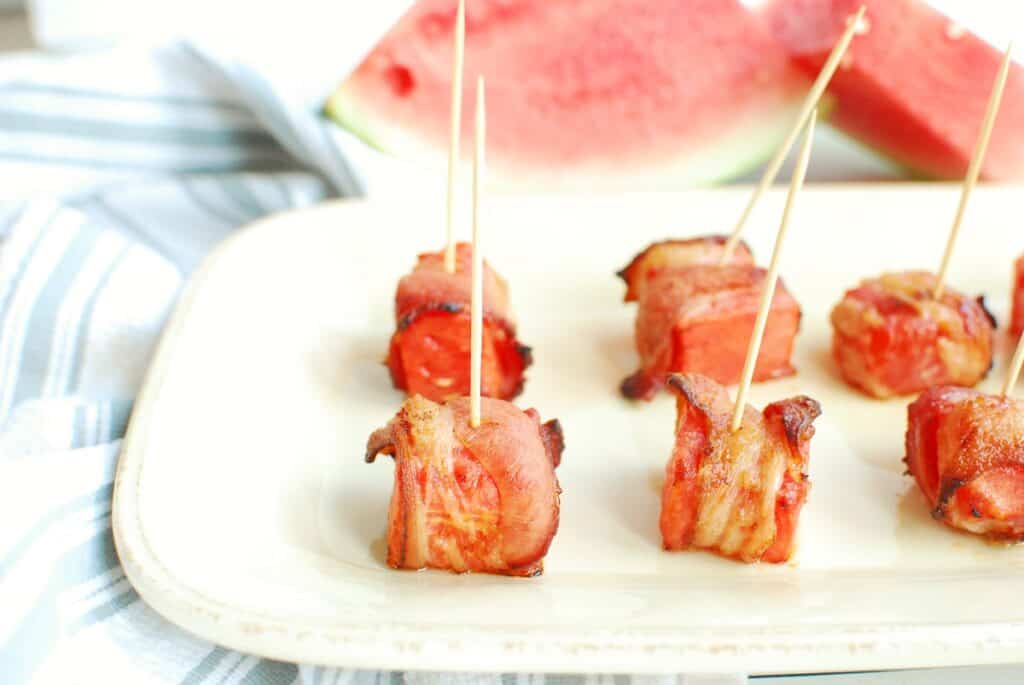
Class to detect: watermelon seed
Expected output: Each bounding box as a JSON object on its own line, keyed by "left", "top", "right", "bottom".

{"left": 385, "top": 64, "right": 416, "bottom": 97}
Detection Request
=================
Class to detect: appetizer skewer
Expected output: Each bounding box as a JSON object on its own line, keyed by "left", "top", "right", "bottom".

{"left": 904, "top": 325, "right": 1024, "bottom": 542}
{"left": 367, "top": 79, "right": 564, "bottom": 576}
{"left": 933, "top": 42, "right": 1013, "bottom": 300}
{"left": 365, "top": 394, "right": 564, "bottom": 575}
{"left": 719, "top": 4, "right": 866, "bottom": 264}
{"left": 620, "top": 261, "right": 801, "bottom": 400}
{"left": 387, "top": 7, "right": 531, "bottom": 402}
{"left": 829, "top": 46, "right": 1010, "bottom": 399}
{"left": 615, "top": 10, "right": 865, "bottom": 400}
{"left": 618, "top": 237, "right": 769, "bottom": 400}
{"left": 660, "top": 113, "right": 821, "bottom": 563}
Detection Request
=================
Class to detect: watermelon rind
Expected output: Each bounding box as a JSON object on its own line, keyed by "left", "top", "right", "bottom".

{"left": 326, "top": 83, "right": 819, "bottom": 190}
{"left": 324, "top": 88, "right": 391, "bottom": 156}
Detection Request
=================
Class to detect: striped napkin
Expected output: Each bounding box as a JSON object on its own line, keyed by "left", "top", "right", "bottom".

{"left": 0, "top": 40, "right": 750, "bottom": 685}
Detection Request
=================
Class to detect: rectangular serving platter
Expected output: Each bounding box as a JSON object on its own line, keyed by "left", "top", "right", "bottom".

{"left": 113, "top": 185, "right": 1024, "bottom": 675}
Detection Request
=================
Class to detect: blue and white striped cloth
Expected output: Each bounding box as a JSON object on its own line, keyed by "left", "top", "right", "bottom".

{"left": 0, "top": 41, "right": 753, "bottom": 685}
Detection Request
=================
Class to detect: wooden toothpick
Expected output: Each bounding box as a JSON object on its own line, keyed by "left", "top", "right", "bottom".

{"left": 933, "top": 42, "right": 1013, "bottom": 299}
{"left": 731, "top": 110, "right": 817, "bottom": 433}
{"left": 720, "top": 5, "right": 865, "bottom": 265}
{"left": 444, "top": 0, "right": 466, "bottom": 274}
{"left": 470, "top": 76, "right": 486, "bottom": 428}
{"left": 1003, "top": 327, "right": 1024, "bottom": 397}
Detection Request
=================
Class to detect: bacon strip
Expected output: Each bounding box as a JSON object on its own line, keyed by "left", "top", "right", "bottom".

{"left": 830, "top": 271, "right": 995, "bottom": 398}
{"left": 660, "top": 373, "right": 819, "bottom": 563}
{"left": 622, "top": 264, "right": 800, "bottom": 400}
{"left": 617, "top": 235, "right": 755, "bottom": 302}
{"left": 906, "top": 386, "right": 1024, "bottom": 541}
{"left": 387, "top": 243, "right": 531, "bottom": 401}
{"left": 366, "top": 395, "right": 563, "bottom": 576}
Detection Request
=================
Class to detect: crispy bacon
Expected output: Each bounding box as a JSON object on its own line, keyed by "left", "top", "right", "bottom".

{"left": 387, "top": 243, "right": 531, "bottom": 402}
{"left": 621, "top": 264, "right": 800, "bottom": 400}
{"left": 617, "top": 235, "right": 755, "bottom": 302}
{"left": 1011, "top": 255, "right": 1024, "bottom": 337}
{"left": 660, "top": 373, "right": 820, "bottom": 563}
{"left": 906, "top": 386, "right": 1024, "bottom": 540}
{"left": 830, "top": 271, "right": 995, "bottom": 399}
{"left": 366, "top": 395, "right": 563, "bottom": 576}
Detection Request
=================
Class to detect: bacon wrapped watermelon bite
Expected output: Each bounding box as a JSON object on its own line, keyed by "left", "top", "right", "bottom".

{"left": 387, "top": 243, "right": 531, "bottom": 402}
{"left": 905, "top": 385, "right": 1024, "bottom": 541}
{"left": 366, "top": 394, "right": 564, "bottom": 576}
{"left": 829, "top": 41, "right": 1011, "bottom": 398}
{"left": 830, "top": 271, "right": 995, "bottom": 399}
{"left": 368, "top": 82, "right": 564, "bottom": 577}
{"left": 660, "top": 117, "right": 820, "bottom": 563}
{"left": 620, "top": 259, "right": 801, "bottom": 401}
{"left": 660, "top": 373, "right": 820, "bottom": 563}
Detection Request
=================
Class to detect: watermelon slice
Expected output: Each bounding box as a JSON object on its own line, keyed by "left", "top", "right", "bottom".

{"left": 764, "top": 0, "right": 1024, "bottom": 180}
{"left": 326, "top": 0, "right": 810, "bottom": 188}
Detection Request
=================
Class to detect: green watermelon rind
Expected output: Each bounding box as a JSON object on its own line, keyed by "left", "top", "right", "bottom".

{"left": 324, "top": 87, "right": 391, "bottom": 155}
{"left": 325, "top": 84, "right": 824, "bottom": 188}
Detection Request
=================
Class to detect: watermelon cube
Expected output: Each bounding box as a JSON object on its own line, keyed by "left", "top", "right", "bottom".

{"left": 622, "top": 264, "right": 800, "bottom": 400}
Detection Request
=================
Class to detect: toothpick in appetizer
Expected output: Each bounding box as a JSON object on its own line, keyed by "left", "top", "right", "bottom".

{"left": 619, "top": 249, "right": 801, "bottom": 400}
{"left": 614, "top": 10, "right": 871, "bottom": 400}
{"left": 829, "top": 46, "right": 1010, "bottom": 399}
{"left": 367, "top": 79, "right": 565, "bottom": 576}
{"left": 660, "top": 113, "right": 822, "bottom": 563}
{"left": 386, "top": 11, "right": 531, "bottom": 402}
{"left": 718, "top": 4, "right": 867, "bottom": 265}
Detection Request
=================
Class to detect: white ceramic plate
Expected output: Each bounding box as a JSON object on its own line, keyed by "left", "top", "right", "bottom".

{"left": 113, "top": 185, "right": 1024, "bottom": 675}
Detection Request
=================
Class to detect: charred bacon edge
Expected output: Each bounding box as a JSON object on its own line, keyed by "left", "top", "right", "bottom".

{"left": 665, "top": 372, "right": 725, "bottom": 416}
{"left": 934, "top": 478, "right": 967, "bottom": 520}
{"left": 394, "top": 302, "right": 527, "bottom": 364}
{"left": 764, "top": 396, "right": 821, "bottom": 451}
{"left": 977, "top": 295, "right": 998, "bottom": 330}
{"left": 387, "top": 303, "right": 533, "bottom": 398}
{"left": 539, "top": 418, "right": 565, "bottom": 468}
{"left": 365, "top": 425, "right": 395, "bottom": 463}
{"left": 397, "top": 301, "right": 464, "bottom": 331}
{"left": 620, "top": 369, "right": 661, "bottom": 401}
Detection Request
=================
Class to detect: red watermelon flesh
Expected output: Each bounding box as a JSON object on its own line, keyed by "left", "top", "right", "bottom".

{"left": 326, "top": 0, "right": 810, "bottom": 188}
{"left": 765, "top": 0, "right": 1024, "bottom": 180}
